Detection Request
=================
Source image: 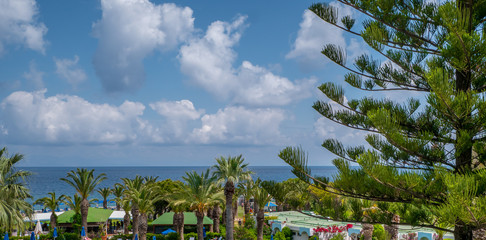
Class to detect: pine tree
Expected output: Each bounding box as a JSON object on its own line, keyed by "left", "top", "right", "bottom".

{"left": 280, "top": 1, "right": 486, "bottom": 239}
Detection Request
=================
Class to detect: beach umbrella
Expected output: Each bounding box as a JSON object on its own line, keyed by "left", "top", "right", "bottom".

{"left": 34, "top": 220, "right": 43, "bottom": 235}
{"left": 81, "top": 227, "right": 86, "bottom": 238}
{"left": 203, "top": 227, "right": 206, "bottom": 238}
{"left": 161, "top": 229, "right": 176, "bottom": 235}
{"left": 30, "top": 232, "right": 35, "bottom": 240}
{"left": 270, "top": 234, "right": 273, "bottom": 240}
{"left": 265, "top": 202, "right": 277, "bottom": 207}
{"left": 152, "top": 236, "right": 156, "bottom": 240}
{"left": 4, "top": 232, "right": 8, "bottom": 240}
{"left": 134, "top": 234, "right": 138, "bottom": 240}
{"left": 53, "top": 227, "right": 58, "bottom": 239}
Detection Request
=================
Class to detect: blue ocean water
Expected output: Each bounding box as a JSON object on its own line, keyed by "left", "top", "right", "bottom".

{"left": 21, "top": 166, "right": 338, "bottom": 201}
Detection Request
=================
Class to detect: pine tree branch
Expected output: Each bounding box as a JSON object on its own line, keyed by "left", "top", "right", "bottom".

{"left": 337, "top": 0, "right": 438, "bottom": 48}
{"left": 295, "top": 210, "right": 453, "bottom": 233}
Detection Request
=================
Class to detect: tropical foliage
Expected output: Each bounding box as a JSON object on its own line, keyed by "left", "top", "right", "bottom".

{"left": 0, "top": 147, "right": 32, "bottom": 232}
{"left": 35, "top": 192, "right": 66, "bottom": 230}
{"left": 279, "top": 0, "right": 486, "bottom": 239}
{"left": 60, "top": 168, "right": 107, "bottom": 231}
{"left": 212, "top": 155, "right": 253, "bottom": 240}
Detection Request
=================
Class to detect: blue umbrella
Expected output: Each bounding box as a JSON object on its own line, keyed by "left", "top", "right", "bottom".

{"left": 4, "top": 232, "right": 8, "bottom": 240}
{"left": 265, "top": 202, "right": 277, "bottom": 207}
{"left": 271, "top": 234, "right": 273, "bottom": 240}
{"left": 53, "top": 227, "right": 58, "bottom": 239}
{"left": 152, "top": 236, "right": 156, "bottom": 240}
{"left": 134, "top": 234, "right": 138, "bottom": 240}
{"left": 161, "top": 229, "right": 176, "bottom": 235}
{"left": 30, "top": 232, "right": 35, "bottom": 240}
{"left": 203, "top": 227, "right": 206, "bottom": 238}
{"left": 81, "top": 227, "right": 86, "bottom": 237}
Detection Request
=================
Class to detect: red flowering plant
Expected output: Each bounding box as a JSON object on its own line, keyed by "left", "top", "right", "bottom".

{"left": 312, "top": 224, "right": 354, "bottom": 238}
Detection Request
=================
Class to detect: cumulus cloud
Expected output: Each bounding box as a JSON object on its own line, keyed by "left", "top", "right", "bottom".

{"left": 179, "top": 16, "right": 315, "bottom": 107}
{"left": 0, "top": 0, "right": 47, "bottom": 55}
{"left": 191, "top": 106, "right": 287, "bottom": 145}
{"left": 286, "top": 2, "right": 366, "bottom": 71}
{"left": 54, "top": 55, "right": 87, "bottom": 88}
{"left": 0, "top": 89, "right": 148, "bottom": 144}
{"left": 92, "top": 0, "right": 195, "bottom": 93}
{"left": 149, "top": 100, "right": 204, "bottom": 141}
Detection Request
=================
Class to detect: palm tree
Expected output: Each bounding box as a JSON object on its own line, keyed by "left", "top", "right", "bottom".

{"left": 254, "top": 179, "right": 272, "bottom": 240}
{"left": 97, "top": 187, "right": 112, "bottom": 209}
{"left": 113, "top": 184, "right": 125, "bottom": 211}
{"left": 0, "top": 148, "right": 32, "bottom": 232}
{"left": 60, "top": 168, "right": 107, "bottom": 231}
{"left": 212, "top": 155, "right": 253, "bottom": 240}
{"left": 35, "top": 192, "right": 66, "bottom": 230}
{"left": 121, "top": 198, "right": 131, "bottom": 234}
{"left": 121, "top": 176, "right": 148, "bottom": 240}
{"left": 164, "top": 184, "right": 187, "bottom": 239}
{"left": 237, "top": 178, "right": 256, "bottom": 215}
{"left": 124, "top": 182, "right": 160, "bottom": 240}
{"left": 64, "top": 194, "right": 82, "bottom": 215}
{"left": 173, "top": 170, "right": 223, "bottom": 240}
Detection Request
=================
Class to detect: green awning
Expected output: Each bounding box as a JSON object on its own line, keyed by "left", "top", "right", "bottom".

{"left": 152, "top": 212, "right": 213, "bottom": 225}
{"left": 57, "top": 208, "right": 113, "bottom": 224}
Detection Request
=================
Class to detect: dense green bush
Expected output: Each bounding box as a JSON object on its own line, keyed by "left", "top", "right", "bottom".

{"left": 309, "top": 235, "right": 319, "bottom": 240}
{"left": 61, "top": 232, "right": 79, "bottom": 240}
{"left": 330, "top": 234, "right": 344, "bottom": 240}
{"left": 273, "top": 231, "right": 286, "bottom": 240}
{"left": 146, "top": 233, "right": 165, "bottom": 240}
{"left": 281, "top": 227, "right": 292, "bottom": 240}
{"left": 243, "top": 214, "right": 255, "bottom": 229}
{"left": 183, "top": 232, "right": 197, "bottom": 240}
{"left": 165, "top": 232, "right": 178, "bottom": 240}
{"left": 205, "top": 232, "right": 222, "bottom": 239}
{"left": 111, "top": 233, "right": 133, "bottom": 240}
{"left": 234, "top": 226, "right": 256, "bottom": 240}
{"left": 372, "top": 224, "right": 386, "bottom": 240}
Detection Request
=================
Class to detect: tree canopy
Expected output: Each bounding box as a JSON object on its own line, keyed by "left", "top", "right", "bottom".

{"left": 280, "top": 0, "right": 486, "bottom": 239}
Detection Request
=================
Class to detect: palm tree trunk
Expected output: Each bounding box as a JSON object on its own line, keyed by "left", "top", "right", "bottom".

{"left": 276, "top": 201, "right": 283, "bottom": 212}
{"left": 361, "top": 223, "right": 373, "bottom": 240}
{"left": 50, "top": 213, "right": 57, "bottom": 230}
{"left": 81, "top": 198, "right": 90, "bottom": 231}
{"left": 207, "top": 207, "right": 213, "bottom": 232}
{"left": 384, "top": 214, "right": 399, "bottom": 240}
{"left": 224, "top": 181, "right": 235, "bottom": 240}
{"left": 232, "top": 201, "right": 237, "bottom": 222}
{"left": 124, "top": 212, "right": 130, "bottom": 234}
{"left": 138, "top": 213, "right": 148, "bottom": 240}
{"left": 103, "top": 199, "right": 107, "bottom": 209}
{"left": 116, "top": 203, "right": 121, "bottom": 211}
{"left": 212, "top": 206, "right": 220, "bottom": 233}
{"left": 195, "top": 211, "right": 204, "bottom": 240}
{"left": 254, "top": 202, "right": 259, "bottom": 216}
{"left": 131, "top": 205, "right": 140, "bottom": 239}
{"left": 173, "top": 212, "right": 184, "bottom": 240}
{"left": 256, "top": 208, "right": 264, "bottom": 240}
{"left": 243, "top": 199, "right": 250, "bottom": 215}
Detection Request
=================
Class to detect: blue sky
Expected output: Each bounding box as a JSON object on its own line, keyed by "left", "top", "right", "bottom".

{"left": 0, "top": 0, "right": 373, "bottom": 166}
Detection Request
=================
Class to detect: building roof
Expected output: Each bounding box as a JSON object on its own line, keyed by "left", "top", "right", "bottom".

{"left": 57, "top": 208, "right": 113, "bottom": 224}
{"left": 152, "top": 212, "right": 213, "bottom": 225}
{"left": 24, "top": 212, "right": 64, "bottom": 222}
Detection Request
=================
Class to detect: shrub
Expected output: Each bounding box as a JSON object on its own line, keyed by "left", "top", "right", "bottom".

{"left": 62, "top": 233, "right": 79, "bottom": 240}
{"left": 330, "top": 234, "right": 344, "bottom": 240}
{"left": 234, "top": 226, "right": 256, "bottom": 240}
{"left": 273, "top": 231, "right": 286, "bottom": 240}
{"left": 146, "top": 233, "right": 165, "bottom": 240}
{"left": 243, "top": 214, "right": 255, "bottom": 229}
{"left": 372, "top": 224, "right": 386, "bottom": 240}
{"left": 205, "top": 232, "right": 222, "bottom": 239}
{"left": 183, "top": 232, "right": 197, "bottom": 240}
{"left": 111, "top": 234, "right": 133, "bottom": 240}
{"left": 165, "top": 232, "right": 178, "bottom": 240}
{"left": 309, "top": 236, "right": 319, "bottom": 240}
{"left": 281, "top": 227, "right": 292, "bottom": 240}
{"left": 262, "top": 222, "right": 271, "bottom": 236}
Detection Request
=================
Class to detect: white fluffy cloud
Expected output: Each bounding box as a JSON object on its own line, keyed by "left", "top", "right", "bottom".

{"left": 0, "top": 90, "right": 147, "bottom": 144}
{"left": 92, "top": 0, "right": 195, "bottom": 93}
{"left": 54, "top": 55, "right": 87, "bottom": 87}
{"left": 0, "top": 0, "right": 47, "bottom": 55}
{"left": 179, "top": 16, "right": 315, "bottom": 106}
{"left": 149, "top": 100, "right": 204, "bottom": 141}
{"left": 191, "top": 106, "right": 287, "bottom": 145}
{"left": 0, "top": 91, "right": 289, "bottom": 146}
{"left": 286, "top": 2, "right": 366, "bottom": 71}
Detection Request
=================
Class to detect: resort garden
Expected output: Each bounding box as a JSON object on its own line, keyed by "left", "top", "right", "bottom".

{"left": 2, "top": 0, "right": 486, "bottom": 239}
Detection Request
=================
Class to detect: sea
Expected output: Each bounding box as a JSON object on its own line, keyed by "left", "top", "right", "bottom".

{"left": 21, "top": 166, "right": 339, "bottom": 203}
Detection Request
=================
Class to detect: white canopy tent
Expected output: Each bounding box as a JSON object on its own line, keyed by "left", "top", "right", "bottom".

{"left": 24, "top": 212, "right": 64, "bottom": 222}
{"left": 108, "top": 211, "right": 130, "bottom": 220}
